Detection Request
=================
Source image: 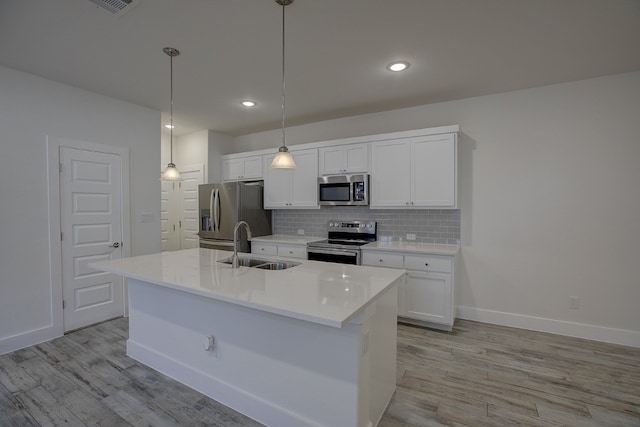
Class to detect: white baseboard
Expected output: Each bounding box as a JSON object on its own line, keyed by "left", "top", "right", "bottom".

{"left": 0, "top": 325, "right": 62, "bottom": 356}
{"left": 456, "top": 306, "right": 640, "bottom": 348}
{"left": 127, "top": 340, "right": 318, "bottom": 427}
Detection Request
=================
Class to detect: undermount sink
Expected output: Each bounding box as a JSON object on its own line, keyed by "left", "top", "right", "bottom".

{"left": 219, "top": 256, "right": 300, "bottom": 270}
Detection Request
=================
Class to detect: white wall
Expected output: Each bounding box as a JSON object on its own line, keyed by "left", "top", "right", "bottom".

{"left": 0, "top": 65, "right": 161, "bottom": 353}
{"left": 166, "top": 129, "right": 234, "bottom": 184}
{"left": 236, "top": 72, "right": 640, "bottom": 346}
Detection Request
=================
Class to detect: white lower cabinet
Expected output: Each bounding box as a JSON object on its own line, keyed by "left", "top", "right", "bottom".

{"left": 363, "top": 249, "right": 456, "bottom": 331}
{"left": 251, "top": 241, "right": 307, "bottom": 260}
{"left": 251, "top": 242, "right": 278, "bottom": 257}
{"left": 402, "top": 271, "right": 452, "bottom": 326}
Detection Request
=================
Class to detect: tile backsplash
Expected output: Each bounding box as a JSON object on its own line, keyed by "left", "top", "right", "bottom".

{"left": 273, "top": 207, "right": 460, "bottom": 245}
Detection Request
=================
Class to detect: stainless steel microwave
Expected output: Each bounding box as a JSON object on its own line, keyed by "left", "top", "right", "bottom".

{"left": 318, "top": 174, "right": 369, "bottom": 206}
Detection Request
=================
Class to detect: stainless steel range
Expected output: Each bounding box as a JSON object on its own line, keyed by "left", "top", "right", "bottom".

{"left": 306, "top": 220, "right": 377, "bottom": 265}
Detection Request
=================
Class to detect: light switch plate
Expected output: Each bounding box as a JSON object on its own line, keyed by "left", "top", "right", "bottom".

{"left": 298, "top": 229, "right": 305, "bottom": 235}
{"left": 140, "top": 212, "right": 154, "bottom": 223}
{"left": 406, "top": 233, "right": 416, "bottom": 241}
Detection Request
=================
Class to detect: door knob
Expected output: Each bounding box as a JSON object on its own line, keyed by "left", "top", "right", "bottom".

{"left": 109, "top": 242, "right": 121, "bottom": 248}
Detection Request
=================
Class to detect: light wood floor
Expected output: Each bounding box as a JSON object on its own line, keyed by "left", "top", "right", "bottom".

{"left": 1, "top": 318, "right": 639, "bottom": 426}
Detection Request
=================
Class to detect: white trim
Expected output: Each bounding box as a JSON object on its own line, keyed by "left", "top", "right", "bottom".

{"left": 222, "top": 124, "right": 461, "bottom": 159}
{"left": 457, "top": 306, "right": 640, "bottom": 348}
{"left": 127, "top": 341, "right": 320, "bottom": 427}
{"left": 0, "top": 325, "right": 59, "bottom": 356}
{"left": 46, "top": 136, "right": 130, "bottom": 334}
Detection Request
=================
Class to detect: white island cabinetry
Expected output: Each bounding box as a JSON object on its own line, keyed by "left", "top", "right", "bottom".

{"left": 362, "top": 243, "right": 459, "bottom": 331}
{"left": 91, "top": 248, "right": 402, "bottom": 427}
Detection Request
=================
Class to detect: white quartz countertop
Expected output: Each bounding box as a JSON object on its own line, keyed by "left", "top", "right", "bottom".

{"left": 91, "top": 248, "right": 404, "bottom": 328}
{"left": 362, "top": 241, "right": 460, "bottom": 256}
{"left": 251, "top": 235, "right": 324, "bottom": 245}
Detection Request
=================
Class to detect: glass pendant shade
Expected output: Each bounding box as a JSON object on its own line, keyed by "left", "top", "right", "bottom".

{"left": 161, "top": 162, "right": 182, "bottom": 181}
{"left": 270, "top": 146, "right": 296, "bottom": 169}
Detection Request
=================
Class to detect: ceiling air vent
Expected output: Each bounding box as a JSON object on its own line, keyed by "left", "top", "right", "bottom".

{"left": 87, "top": 0, "right": 140, "bottom": 17}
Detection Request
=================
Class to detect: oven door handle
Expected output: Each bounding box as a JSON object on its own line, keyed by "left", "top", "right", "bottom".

{"left": 307, "top": 248, "right": 358, "bottom": 257}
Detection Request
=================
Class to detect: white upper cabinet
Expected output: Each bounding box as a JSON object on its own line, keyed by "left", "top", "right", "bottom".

{"left": 371, "top": 133, "right": 457, "bottom": 208}
{"left": 263, "top": 149, "right": 319, "bottom": 209}
{"left": 222, "top": 155, "right": 263, "bottom": 181}
{"left": 319, "top": 143, "right": 369, "bottom": 175}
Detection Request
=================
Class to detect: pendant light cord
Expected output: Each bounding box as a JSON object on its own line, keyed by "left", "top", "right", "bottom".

{"left": 170, "top": 52, "right": 174, "bottom": 164}
{"left": 280, "top": 2, "right": 286, "bottom": 149}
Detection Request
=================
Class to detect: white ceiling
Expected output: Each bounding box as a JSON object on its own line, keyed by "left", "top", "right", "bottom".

{"left": 1, "top": 0, "right": 639, "bottom": 137}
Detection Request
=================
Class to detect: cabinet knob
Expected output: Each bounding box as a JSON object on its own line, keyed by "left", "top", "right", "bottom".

{"left": 425, "top": 263, "right": 429, "bottom": 266}
{"left": 379, "top": 259, "right": 383, "bottom": 263}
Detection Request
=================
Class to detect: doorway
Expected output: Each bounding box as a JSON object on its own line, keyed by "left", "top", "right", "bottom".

{"left": 48, "top": 137, "right": 130, "bottom": 333}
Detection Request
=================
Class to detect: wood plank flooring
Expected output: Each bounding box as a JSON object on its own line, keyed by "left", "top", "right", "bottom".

{"left": 1, "top": 318, "right": 639, "bottom": 426}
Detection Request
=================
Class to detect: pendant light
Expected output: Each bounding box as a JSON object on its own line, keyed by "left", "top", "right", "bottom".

{"left": 270, "top": 0, "right": 296, "bottom": 169}
{"left": 160, "top": 47, "right": 183, "bottom": 181}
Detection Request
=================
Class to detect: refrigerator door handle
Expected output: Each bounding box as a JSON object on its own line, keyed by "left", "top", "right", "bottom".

{"left": 209, "top": 189, "right": 215, "bottom": 232}
{"left": 213, "top": 189, "right": 220, "bottom": 232}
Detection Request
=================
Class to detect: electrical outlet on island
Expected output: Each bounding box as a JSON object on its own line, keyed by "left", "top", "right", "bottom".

{"left": 569, "top": 296, "right": 580, "bottom": 309}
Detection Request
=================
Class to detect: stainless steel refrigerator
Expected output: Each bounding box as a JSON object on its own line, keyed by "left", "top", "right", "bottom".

{"left": 198, "top": 182, "right": 272, "bottom": 253}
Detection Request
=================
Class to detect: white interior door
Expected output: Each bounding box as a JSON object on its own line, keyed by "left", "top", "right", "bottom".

{"left": 60, "top": 146, "right": 124, "bottom": 332}
{"left": 177, "top": 164, "right": 204, "bottom": 249}
{"left": 161, "top": 180, "right": 180, "bottom": 251}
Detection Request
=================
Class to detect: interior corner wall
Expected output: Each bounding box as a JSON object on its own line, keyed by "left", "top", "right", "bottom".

{"left": 235, "top": 71, "right": 640, "bottom": 344}
{"left": 0, "top": 65, "right": 161, "bottom": 354}
{"left": 175, "top": 129, "right": 209, "bottom": 175}
{"left": 207, "top": 130, "right": 234, "bottom": 184}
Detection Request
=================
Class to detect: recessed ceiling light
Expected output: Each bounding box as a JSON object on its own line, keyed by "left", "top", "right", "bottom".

{"left": 164, "top": 124, "right": 175, "bottom": 129}
{"left": 387, "top": 61, "right": 410, "bottom": 72}
{"left": 242, "top": 100, "right": 257, "bottom": 107}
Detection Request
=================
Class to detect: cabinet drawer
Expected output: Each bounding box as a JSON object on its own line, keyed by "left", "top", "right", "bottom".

{"left": 277, "top": 244, "right": 307, "bottom": 259}
{"left": 404, "top": 255, "right": 452, "bottom": 273}
{"left": 251, "top": 242, "right": 277, "bottom": 256}
{"left": 362, "top": 252, "right": 404, "bottom": 269}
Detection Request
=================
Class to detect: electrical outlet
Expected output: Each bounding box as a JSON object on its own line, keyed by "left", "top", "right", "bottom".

{"left": 297, "top": 229, "right": 305, "bottom": 235}
{"left": 569, "top": 296, "right": 580, "bottom": 309}
{"left": 406, "top": 233, "right": 416, "bottom": 241}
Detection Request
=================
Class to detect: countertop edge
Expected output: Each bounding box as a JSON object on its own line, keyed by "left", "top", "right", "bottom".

{"left": 90, "top": 255, "right": 405, "bottom": 329}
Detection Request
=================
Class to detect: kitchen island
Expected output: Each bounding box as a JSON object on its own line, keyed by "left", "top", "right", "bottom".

{"left": 91, "top": 248, "right": 404, "bottom": 427}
